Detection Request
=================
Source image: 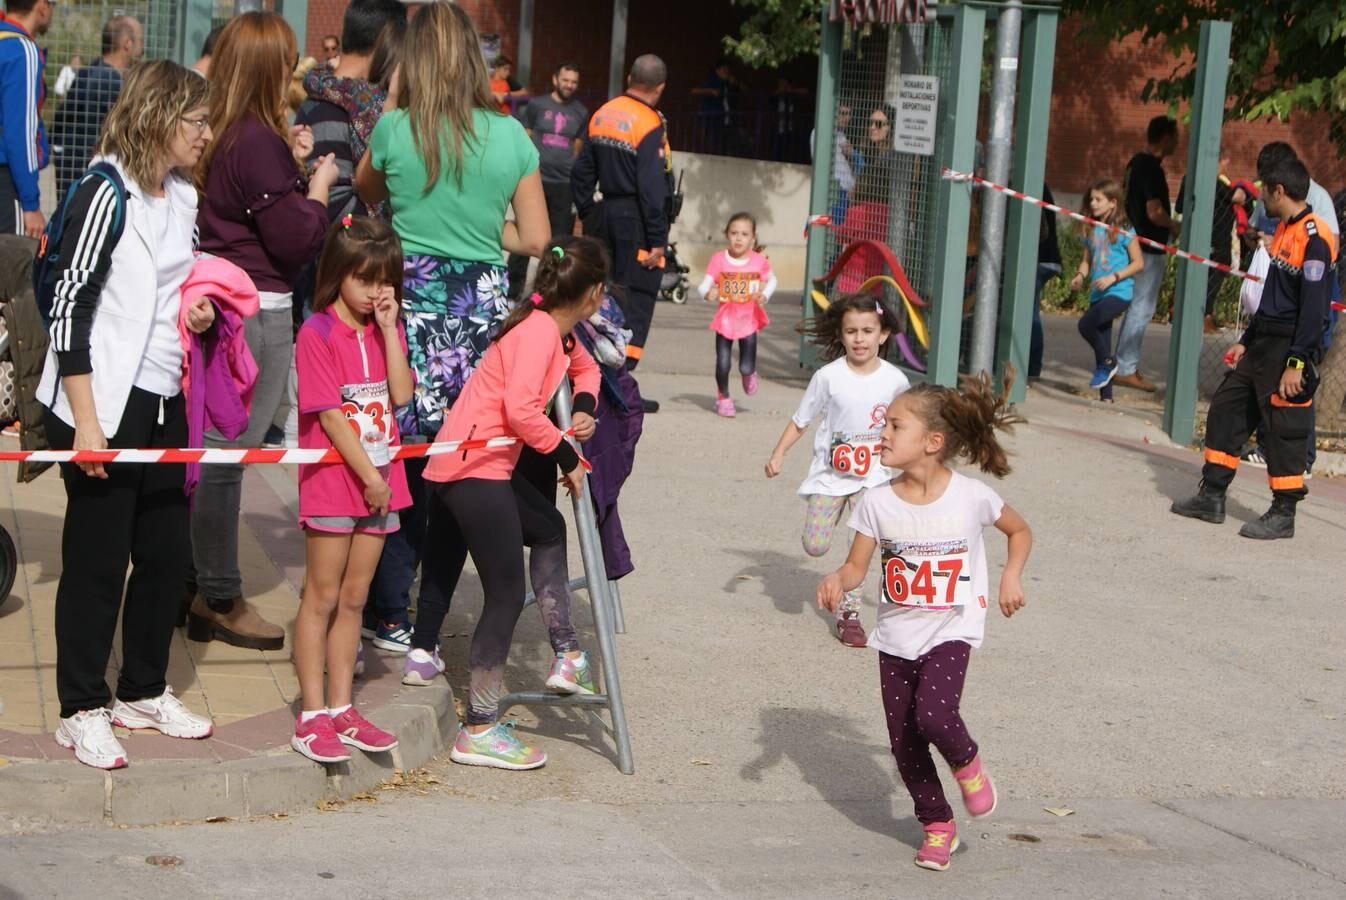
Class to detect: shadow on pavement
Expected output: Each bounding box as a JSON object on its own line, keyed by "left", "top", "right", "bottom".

{"left": 723, "top": 547, "right": 832, "bottom": 623}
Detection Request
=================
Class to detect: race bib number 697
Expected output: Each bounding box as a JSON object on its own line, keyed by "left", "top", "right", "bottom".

{"left": 879, "top": 539, "right": 974, "bottom": 609}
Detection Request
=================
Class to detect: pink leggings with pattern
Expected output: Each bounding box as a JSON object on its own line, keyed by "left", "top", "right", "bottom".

{"left": 802, "top": 493, "right": 864, "bottom": 616}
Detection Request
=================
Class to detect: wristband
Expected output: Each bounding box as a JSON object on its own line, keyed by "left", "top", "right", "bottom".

{"left": 1286, "top": 357, "right": 1306, "bottom": 371}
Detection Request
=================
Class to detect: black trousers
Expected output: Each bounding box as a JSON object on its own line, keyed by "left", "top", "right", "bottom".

{"left": 1201, "top": 333, "right": 1311, "bottom": 502}
{"left": 0, "top": 166, "right": 23, "bottom": 235}
{"left": 589, "top": 197, "right": 662, "bottom": 369}
{"left": 45, "top": 387, "right": 190, "bottom": 718}
{"left": 507, "top": 180, "right": 576, "bottom": 300}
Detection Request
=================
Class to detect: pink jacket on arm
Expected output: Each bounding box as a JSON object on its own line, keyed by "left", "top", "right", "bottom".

{"left": 177, "top": 254, "right": 260, "bottom": 399}
{"left": 425, "top": 309, "right": 600, "bottom": 484}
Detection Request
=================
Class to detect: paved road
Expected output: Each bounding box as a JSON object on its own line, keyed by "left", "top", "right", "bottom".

{"left": 1, "top": 298, "right": 1342, "bottom": 898}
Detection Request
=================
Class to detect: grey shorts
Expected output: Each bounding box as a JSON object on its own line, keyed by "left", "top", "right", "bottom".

{"left": 300, "top": 512, "right": 400, "bottom": 535}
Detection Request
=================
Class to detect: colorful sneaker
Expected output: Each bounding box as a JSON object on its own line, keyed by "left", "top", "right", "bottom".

{"left": 835, "top": 610, "right": 867, "bottom": 648}
{"left": 370, "top": 620, "right": 413, "bottom": 654}
{"left": 111, "top": 686, "right": 213, "bottom": 739}
{"left": 449, "top": 722, "right": 546, "bottom": 771}
{"left": 914, "top": 821, "right": 959, "bottom": 871}
{"left": 545, "top": 651, "right": 597, "bottom": 695}
{"left": 402, "top": 646, "right": 445, "bottom": 686}
{"left": 291, "top": 713, "right": 351, "bottom": 764}
{"left": 330, "top": 706, "right": 399, "bottom": 753}
{"left": 55, "top": 708, "right": 128, "bottom": 770}
{"left": 715, "top": 394, "right": 736, "bottom": 417}
{"left": 953, "top": 754, "right": 997, "bottom": 818}
{"left": 742, "top": 372, "right": 759, "bottom": 396}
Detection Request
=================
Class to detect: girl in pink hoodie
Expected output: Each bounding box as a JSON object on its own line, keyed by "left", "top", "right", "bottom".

{"left": 413, "top": 236, "right": 603, "bottom": 771}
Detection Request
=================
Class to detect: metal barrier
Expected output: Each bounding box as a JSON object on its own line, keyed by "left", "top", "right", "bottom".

{"left": 498, "top": 379, "right": 634, "bottom": 775}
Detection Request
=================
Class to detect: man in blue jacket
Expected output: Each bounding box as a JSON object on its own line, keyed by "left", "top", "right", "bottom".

{"left": 52, "top": 15, "right": 142, "bottom": 196}
{"left": 0, "top": 0, "right": 52, "bottom": 238}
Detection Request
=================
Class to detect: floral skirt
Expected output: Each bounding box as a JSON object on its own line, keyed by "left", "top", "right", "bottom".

{"left": 398, "top": 254, "right": 511, "bottom": 438}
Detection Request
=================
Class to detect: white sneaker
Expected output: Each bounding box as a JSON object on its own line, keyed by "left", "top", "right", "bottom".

{"left": 111, "top": 686, "right": 213, "bottom": 739}
{"left": 55, "top": 708, "right": 129, "bottom": 769}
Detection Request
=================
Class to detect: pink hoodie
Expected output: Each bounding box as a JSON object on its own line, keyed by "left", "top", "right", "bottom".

{"left": 177, "top": 254, "right": 260, "bottom": 400}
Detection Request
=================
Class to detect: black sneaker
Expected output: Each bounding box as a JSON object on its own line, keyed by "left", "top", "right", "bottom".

{"left": 262, "top": 424, "right": 285, "bottom": 448}
{"left": 642, "top": 398, "right": 660, "bottom": 414}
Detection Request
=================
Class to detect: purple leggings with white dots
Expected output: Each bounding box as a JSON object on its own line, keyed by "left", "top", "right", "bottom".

{"left": 879, "top": 641, "right": 979, "bottom": 825}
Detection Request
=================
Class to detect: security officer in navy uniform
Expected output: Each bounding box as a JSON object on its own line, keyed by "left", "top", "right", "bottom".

{"left": 1172, "top": 153, "right": 1336, "bottom": 539}
{"left": 572, "top": 54, "right": 671, "bottom": 413}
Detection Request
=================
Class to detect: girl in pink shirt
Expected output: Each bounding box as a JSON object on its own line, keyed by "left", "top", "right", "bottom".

{"left": 290, "top": 217, "right": 413, "bottom": 764}
{"left": 412, "top": 237, "right": 603, "bottom": 771}
{"left": 698, "top": 212, "right": 777, "bottom": 417}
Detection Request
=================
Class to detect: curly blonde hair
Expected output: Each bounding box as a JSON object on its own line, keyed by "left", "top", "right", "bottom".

{"left": 96, "top": 60, "right": 211, "bottom": 191}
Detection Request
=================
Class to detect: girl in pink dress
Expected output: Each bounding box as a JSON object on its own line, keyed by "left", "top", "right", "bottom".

{"left": 698, "top": 212, "right": 777, "bottom": 417}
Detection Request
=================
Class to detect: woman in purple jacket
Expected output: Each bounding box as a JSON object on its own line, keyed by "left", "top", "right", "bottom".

{"left": 187, "top": 11, "right": 338, "bottom": 649}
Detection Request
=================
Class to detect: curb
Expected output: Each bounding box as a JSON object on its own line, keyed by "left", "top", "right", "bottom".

{"left": 0, "top": 682, "right": 457, "bottom": 828}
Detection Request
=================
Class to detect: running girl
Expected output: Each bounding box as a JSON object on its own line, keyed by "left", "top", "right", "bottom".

{"left": 700, "top": 212, "right": 777, "bottom": 417}
{"left": 291, "top": 216, "right": 412, "bottom": 763}
{"left": 765, "top": 293, "right": 908, "bottom": 647}
{"left": 1069, "top": 179, "right": 1142, "bottom": 400}
{"left": 817, "top": 371, "right": 1032, "bottom": 873}
{"left": 414, "top": 236, "right": 603, "bottom": 771}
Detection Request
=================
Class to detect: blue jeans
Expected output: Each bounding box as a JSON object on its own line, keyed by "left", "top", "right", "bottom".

{"left": 1115, "top": 252, "right": 1166, "bottom": 376}
{"left": 364, "top": 454, "right": 428, "bottom": 627}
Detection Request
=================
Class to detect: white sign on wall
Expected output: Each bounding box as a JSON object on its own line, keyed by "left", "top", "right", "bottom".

{"left": 895, "top": 74, "right": 939, "bottom": 156}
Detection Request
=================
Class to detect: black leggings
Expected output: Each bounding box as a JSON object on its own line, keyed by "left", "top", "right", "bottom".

{"left": 715, "top": 333, "right": 758, "bottom": 395}
{"left": 413, "top": 476, "right": 576, "bottom": 724}
{"left": 1077, "top": 296, "right": 1129, "bottom": 367}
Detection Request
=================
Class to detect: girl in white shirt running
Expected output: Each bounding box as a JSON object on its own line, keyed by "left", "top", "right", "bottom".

{"left": 817, "top": 370, "right": 1033, "bottom": 873}
{"left": 765, "top": 293, "right": 909, "bottom": 646}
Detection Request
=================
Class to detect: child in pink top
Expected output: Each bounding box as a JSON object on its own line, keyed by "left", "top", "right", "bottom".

{"left": 413, "top": 237, "right": 603, "bottom": 772}
{"left": 290, "top": 217, "right": 413, "bottom": 765}
{"left": 698, "top": 212, "right": 777, "bottom": 417}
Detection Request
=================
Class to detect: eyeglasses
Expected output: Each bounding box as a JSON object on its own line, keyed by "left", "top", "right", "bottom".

{"left": 181, "top": 116, "right": 209, "bottom": 133}
{"left": 869, "top": 118, "right": 889, "bottom": 128}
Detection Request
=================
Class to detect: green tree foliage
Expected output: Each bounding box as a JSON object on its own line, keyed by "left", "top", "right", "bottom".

{"left": 1062, "top": 0, "right": 1346, "bottom": 154}
{"left": 721, "top": 0, "right": 822, "bottom": 69}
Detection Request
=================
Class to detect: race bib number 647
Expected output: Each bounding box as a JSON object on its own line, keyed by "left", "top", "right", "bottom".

{"left": 879, "top": 538, "right": 974, "bottom": 609}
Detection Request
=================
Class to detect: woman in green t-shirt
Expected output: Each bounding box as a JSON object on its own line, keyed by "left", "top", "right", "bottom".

{"left": 355, "top": 0, "right": 549, "bottom": 437}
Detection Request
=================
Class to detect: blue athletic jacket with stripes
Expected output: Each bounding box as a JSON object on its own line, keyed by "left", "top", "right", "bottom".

{"left": 0, "top": 17, "right": 47, "bottom": 212}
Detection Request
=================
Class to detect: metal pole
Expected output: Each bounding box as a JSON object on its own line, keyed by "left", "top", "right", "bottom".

{"left": 801, "top": 14, "right": 842, "bottom": 371}
{"left": 996, "top": 7, "right": 1058, "bottom": 402}
{"left": 609, "top": 580, "right": 626, "bottom": 634}
{"left": 517, "top": 0, "right": 535, "bottom": 87}
{"left": 607, "top": 0, "right": 629, "bottom": 100}
{"left": 969, "top": 0, "right": 1023, "bottom": 377}
{"left": 1164, "top": 21, "right": 1232, "bottom": 444}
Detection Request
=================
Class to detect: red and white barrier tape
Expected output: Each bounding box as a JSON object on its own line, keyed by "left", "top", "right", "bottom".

{"left": 941, "top": 168, "right": 1263, "bottom": 283}
{"left": 0, "top": 430, "right": 592, "bottom": 470}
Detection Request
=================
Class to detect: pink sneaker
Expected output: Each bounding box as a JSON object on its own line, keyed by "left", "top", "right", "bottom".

{"left": 914, "top": 821, "right": 959, "bottom": 871}
{"left": 291, "top": 713, "right": 351, "bottom": 763}
{"left": 742, "top": 372, "right": 759, "bottom": 395}
{"left": 330, "top": 706, "right": 399, "bottom": 752}
{"left": 953, "top": 754, "right": 997, "bottom": 818}
{"left": 715, "top": 394, "right": 736, "bottom": 417}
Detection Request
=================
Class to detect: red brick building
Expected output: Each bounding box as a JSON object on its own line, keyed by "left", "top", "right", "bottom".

{"left": 304, "top": 2, "right": 1345, "bottom": 195}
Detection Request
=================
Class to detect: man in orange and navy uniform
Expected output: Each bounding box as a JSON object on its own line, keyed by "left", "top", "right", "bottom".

{"left": 1172, "top": 152, "right": 1335, "bottom": 540}
{"left": 572, "top": 54, "right": 670, "bottom": 413}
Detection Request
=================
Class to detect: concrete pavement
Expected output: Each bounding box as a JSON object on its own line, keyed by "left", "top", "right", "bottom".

{"left": 0, "top": 295, "right": 1342, "bottom": 896}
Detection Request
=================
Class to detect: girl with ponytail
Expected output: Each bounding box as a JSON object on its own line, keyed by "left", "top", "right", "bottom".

{"left": 817, "top": 368, "right": 1034, "bottom": 872}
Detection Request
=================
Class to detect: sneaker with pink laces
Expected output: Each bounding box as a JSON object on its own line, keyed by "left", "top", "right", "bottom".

{"left": 914, "top": 821, "right": 959, "bottom": 871}
{"left": 742, "top": 372, "right": 759, "bottom": 395}
{"left": 330, "top": 707, "right": 399, "bottom": 752}
{"left": 953, "top": 754, "right": 997, "bottom": 818}
{"left": 291, "top": 713, "right": 351, "bottom": 764}
{"left": 715, "top": 394, "right": 736, "bottom": 417}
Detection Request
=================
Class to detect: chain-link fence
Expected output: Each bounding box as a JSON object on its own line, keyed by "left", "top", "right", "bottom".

{"left": 816, "top": 19, "right": 955, "bottom": 372}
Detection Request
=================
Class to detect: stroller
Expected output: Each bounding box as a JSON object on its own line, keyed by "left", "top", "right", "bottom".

{"left": 658, "top": 169, "right": 689, "bottom": 303}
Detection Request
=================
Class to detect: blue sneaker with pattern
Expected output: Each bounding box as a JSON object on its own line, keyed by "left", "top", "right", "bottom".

{"left": 363, "top": 619, "right": 412, "bottom": 653}
{"left": 1090, "top": 360, "right": 1118, "bottom": 389}
{"left": 449, "top": 722, "right": 547, "bottom": 770}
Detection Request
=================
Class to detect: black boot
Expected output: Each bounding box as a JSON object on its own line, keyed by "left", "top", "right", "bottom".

{"left": 1170, "top": 481, "right": 1226, "bottom": 524}
{"left": 1239, "top": 495, "right": 1296, "bottom": 540}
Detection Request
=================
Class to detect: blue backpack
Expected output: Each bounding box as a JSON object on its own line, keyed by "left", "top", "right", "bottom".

{"left": 32, "top": 161, "right": 127, "bottom": 327}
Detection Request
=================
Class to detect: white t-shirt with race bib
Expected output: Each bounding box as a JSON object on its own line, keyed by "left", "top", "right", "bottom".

{"left": 848, "top": 472, "right": 1005, "bottom": 660}
{"left": 791, "top": 357, "right": 909, "bottom": 497}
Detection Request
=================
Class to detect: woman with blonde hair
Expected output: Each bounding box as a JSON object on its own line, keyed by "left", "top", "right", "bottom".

{"left": 38, "top": 60, "right": 217, "bottom": 769}
{"left": 354, "top": 0, "right": 548, "bottom": 663}
{"left": 188, "top": 11, "right": 338, "bottom": 650}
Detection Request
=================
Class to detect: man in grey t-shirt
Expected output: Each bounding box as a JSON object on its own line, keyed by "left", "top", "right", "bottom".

{"left": 508, "top": 63, "right": 588, "bottom": 298}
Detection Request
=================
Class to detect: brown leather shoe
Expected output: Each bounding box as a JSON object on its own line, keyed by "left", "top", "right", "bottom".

{"left": 186, "top": 595, "right": 285, "bottom": 650}
{"left": 1113, "top": 371, "right": 1157, "bottom": 392}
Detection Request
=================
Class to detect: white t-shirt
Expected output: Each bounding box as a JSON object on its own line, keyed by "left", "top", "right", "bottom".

{"left": 791, "top": 357, "right": 909, "bottom": 497}
{"left": 848, "top": 472, "right": 1005, "bottom": 660}
{"left": 133, "top": 193, "right": 194, "bottom": 397}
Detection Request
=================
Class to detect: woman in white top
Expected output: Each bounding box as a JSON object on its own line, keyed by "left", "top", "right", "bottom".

{"left": 39, "top": 60, "right": 217, "bottom": 770}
